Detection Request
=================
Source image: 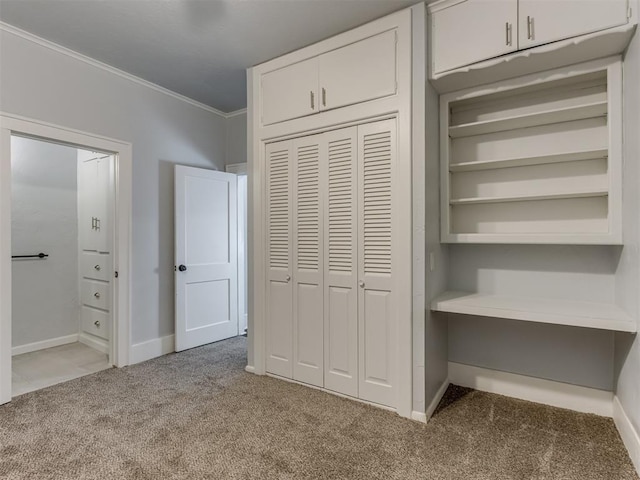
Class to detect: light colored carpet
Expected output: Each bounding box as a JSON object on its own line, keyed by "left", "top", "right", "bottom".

{"left": 0, "top": 336, "right": 637, "bottom": 480}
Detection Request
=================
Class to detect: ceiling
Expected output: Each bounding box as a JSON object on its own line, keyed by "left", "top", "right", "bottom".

{"left": 0, "top": 0, "right": 420, "bottom": 113}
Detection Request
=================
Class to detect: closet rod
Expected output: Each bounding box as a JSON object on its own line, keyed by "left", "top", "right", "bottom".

{"left": 11, "top": 253, "right": 48, "bottom": 259}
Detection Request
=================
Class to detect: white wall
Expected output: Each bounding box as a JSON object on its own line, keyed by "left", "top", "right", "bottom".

{"left": 0, "top": 27, "right": 228, "bottom": 345}
{"left": 615, "top": 9, "right": 640, "bottom": 448}
{"left": 225, "top": 112, "right": 247, "bottom": 166}
{"left": 10, "top": 136, "right": 79, "bottom": 347}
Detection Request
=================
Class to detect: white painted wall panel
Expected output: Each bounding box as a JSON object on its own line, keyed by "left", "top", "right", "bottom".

{"left": 10, "top": 137, "right": 79, "bottom": 347}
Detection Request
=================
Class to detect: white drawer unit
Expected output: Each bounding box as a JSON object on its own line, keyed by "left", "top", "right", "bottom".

{"left": 81, "top": 252, "right": 110, "bottom": 281}
{"left": 81, "top": 306, "right": 110, "bottom": 341}
{"left": 82, "top": 279, "right": 110, "bottom": 310}
{"left": 261, "top": 30, "right": 397, "bottom": 126}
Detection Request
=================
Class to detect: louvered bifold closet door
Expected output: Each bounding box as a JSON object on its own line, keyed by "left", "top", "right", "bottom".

{"left": 323, "top": 127, "right": 359, "bottom": 397}
{"left": 357, "top": 119, "right": 397, "bottom": 408}
{"left": 292, "top": 134, "right": 325, "bottom": 387}
{"left": 266, "top": 140, "right": 294, "bottom": 378}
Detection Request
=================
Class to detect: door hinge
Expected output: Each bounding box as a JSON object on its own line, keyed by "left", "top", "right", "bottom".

{"left": 629, "top": 6, "right": 633, "bottom": 20}
{"left": 115, "top": 271, "right": 119, "bottom": 278}
{"left": 174, "top": 265, "right": 177, "bottom": 272}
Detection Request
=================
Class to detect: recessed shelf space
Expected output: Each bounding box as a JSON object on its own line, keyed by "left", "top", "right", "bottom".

{"left": 450, "top": 189, "right": 608, "bottom": 206}
{"left": 431, "top": 291, "right": 636, "bottom": 333}
{"left": 440, "top": 59, "right": 622, "bottom": 244}
{"left": 449, "top": 149, "right": 608, "bottom": 173}
{"left": 448, "top": 101, "right": 607, "bottom": 138}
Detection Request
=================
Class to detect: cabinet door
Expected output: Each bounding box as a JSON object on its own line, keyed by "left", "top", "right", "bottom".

{"left": 357, "top": 119, "right": 396, "bottom": 408}
{"left": 94, "top": 156, "right": 112, "bottom": 253}
{"left": 265, "top": 140, "right": 294, "bottom": 378}
{"left": 431, "top": 0, "right": 518, "bottom": 74}
{"left": 323, "top": 127, "right": 359, "bottom": 398}
{"left": 261, "top": 58, "right": 318, "bottom": 126}
{"left": 318, "top": 30, "right": 397, "bottom": 112}
{"left": 519, "top": 0, "right": 629, "bottom": 49}
{"left": 292, "top": 134, "right": 324, "bottom": 387}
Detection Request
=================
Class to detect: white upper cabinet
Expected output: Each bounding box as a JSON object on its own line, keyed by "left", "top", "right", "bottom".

{"left": 519, "top": 0, "right": 629, "bottom": 49}
{"left": 429, "top": 0, "right": 632, "bottom": 80}
{"left": 431, "top": 0, "right": 518, "bottom": 75}
{"left": 261, "top": 30, "right": 397, "bottom": 126}
{"left": 318, "top": 30, "right": 397, "bottom": 112}
{"left": 261, "top": 58, "right": 318, "bottom": 126}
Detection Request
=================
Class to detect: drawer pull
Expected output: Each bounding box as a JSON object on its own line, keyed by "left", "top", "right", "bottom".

{"left": 94, "top": 264, "right": 101, "bottom": 271}
{"left": 94, "top": 320, "right": 101, "bottom": 328}
{"left": 94, "top": 292, "right": 101, "bottom": 299}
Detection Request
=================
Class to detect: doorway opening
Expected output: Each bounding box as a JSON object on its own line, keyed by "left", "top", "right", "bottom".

{"left": 10, "top": 136, "right": 114, "bottom": 396}
{"left": 227, "top": 162, "right": 248, "bottom": 336}
{"left": 0, "top": 113, "right": 132, "bottom": 404}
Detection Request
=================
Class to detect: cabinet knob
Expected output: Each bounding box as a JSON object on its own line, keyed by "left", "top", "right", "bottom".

{"left": 94, "top": 320, "right": 101, "bottom": 327}
{"left": 94, "top": 264, "right": 101, "bottom": 271}
{"left": 322, "top": 87, "right": 326, "bottom": 107}
{"left": 310, "top": 91, "right": 315, "bottom": 110}
{"left": 359, "top": 281, "right": 365, "bottom": 288}
{"left": 285, "top": 275, "right": 291, "bottom": 282}
{"left": 94, "top": 292, "right": 101, "bottom": 299}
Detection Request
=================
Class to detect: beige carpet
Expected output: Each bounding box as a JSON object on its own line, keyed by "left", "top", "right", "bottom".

{"left": 0, "top": 336, "right": 637, "bottom": 480}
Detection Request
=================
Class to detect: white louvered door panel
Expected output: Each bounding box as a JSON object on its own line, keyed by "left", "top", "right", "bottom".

{"left": 266, "top": 140, "right": 294, "bottom": 378}
{"left": 357, "top": 119, "right": 397, "bottom": 408}
{"left": 323, "top": 127, "right": 359, "bottom": 397}
{"left": 292, "top": 134, "right": 325, "bottom": 387}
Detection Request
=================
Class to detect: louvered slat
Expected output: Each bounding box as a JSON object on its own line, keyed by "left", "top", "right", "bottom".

{"left": 296, "top": 144, "right": 320, "bottom": 270}
{"left": 268, "top": 148, "right": 290, "bottom": 269}
{"left": 328, "top": 137, "right": 355, "bottom": 272}
{"left": 362, "top": 131, "right": 392, "bottom": 275}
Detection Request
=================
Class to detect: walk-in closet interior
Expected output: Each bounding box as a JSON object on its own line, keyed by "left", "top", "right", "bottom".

{"left": 11, "top": 136, "right": 114, "bottom": 395}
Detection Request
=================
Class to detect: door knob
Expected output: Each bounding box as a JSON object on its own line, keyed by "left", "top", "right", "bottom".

{"left": 359, "top": 281, "right": 365, "bottom": 288}
{"left": 178, "top": 265, "right": 187, "bottom": 272}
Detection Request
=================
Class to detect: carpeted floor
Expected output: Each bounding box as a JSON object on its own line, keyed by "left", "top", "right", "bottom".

{"left": 0, "top": 337, "right": 637, "bottom": 480}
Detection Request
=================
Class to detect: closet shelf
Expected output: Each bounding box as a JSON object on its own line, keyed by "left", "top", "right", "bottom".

{"left": 448, "top": 101, "right": 607, "bottom": 138}
{"left": 449, "top": 149, "right": 608, "bottom": 173}
{"left": 431, "top": 291, "right": 636, "bottom": 332}
{"left": 449, "top": 189, "right": 608, "bottom": 205}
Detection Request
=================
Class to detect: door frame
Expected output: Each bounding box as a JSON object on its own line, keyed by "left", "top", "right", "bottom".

{"left": 226, "top": 162, "right": 248, "bottom": 334}
{"left": 0, "top": 112, "right": 133, "bottom": 404}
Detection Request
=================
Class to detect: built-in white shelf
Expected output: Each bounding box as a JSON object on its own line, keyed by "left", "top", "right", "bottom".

{"left": 440, "top": 58, "right": 622, "bottom": 244}
{"left": 448, "top": 101, "right": 607, "bottom": 138}
{"left": 431, "top": 291, "right": 636, "bottom": 333}
{"left": 449, "top": 149, "right": 608, "bottom": 173}
{"left": 450, "top": 188, "right": 608, "bottom": 206}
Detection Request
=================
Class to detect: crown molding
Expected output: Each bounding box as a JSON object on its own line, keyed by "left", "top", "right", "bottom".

{"left": 0, "top": 21, "right": 233, "bottom": 119}
{"left": 225, "top": 108, "right": 247, "bottom": 118}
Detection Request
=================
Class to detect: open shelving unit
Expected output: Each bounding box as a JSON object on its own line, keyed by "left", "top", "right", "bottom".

{"left": 440, "top": 59, "right": 622, "bottom": 245}
{"left": 431, "top": 291, "right": 636, "bottom": 333}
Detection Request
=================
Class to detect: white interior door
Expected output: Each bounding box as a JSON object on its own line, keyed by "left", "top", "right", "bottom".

{"left": 175, "top": 165, "right": 238, "bottom": 352}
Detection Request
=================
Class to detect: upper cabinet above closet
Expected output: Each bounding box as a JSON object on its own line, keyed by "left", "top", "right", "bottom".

{"left": 428, "top": 0, "right": 636, "bottom": 92}
{"left": 261, "top": 30, "right": 397, "bottom": 126}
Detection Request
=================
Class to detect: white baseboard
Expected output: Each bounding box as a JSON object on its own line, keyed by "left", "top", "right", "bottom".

{"left": 12, "top": 334, "right": 78, "bottom": 356}
{"left": 245, "top": 365, "right": 256, "bottom": 373}
{"left": 613, "top": 395, "right": 640, "bottom": 476}
{"left": 426, "top": 378, "right": 451, "bottom": 420}
{"left": 411, "top": 411, "right": 427, "bottom": 423}
{"left": 78, "top": 332, "right": 109, "bottom": 354}
{"left": 130, "top": 334, "right": 175, "bottom": 365}
{"left": 448, "top": 362, "right": 613, "bottom": 417}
